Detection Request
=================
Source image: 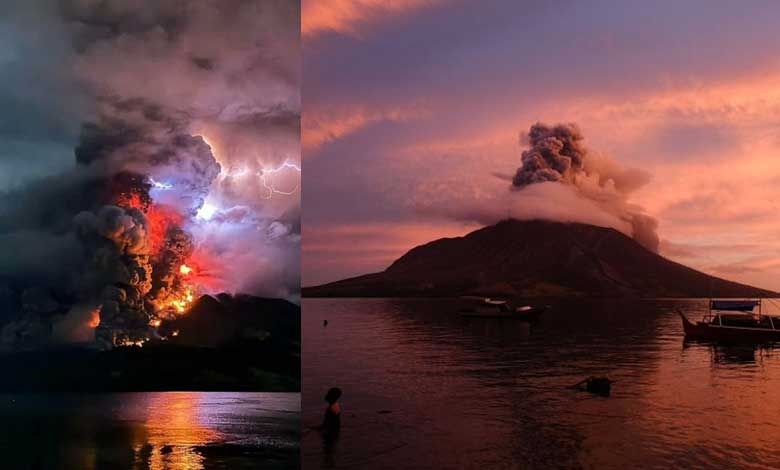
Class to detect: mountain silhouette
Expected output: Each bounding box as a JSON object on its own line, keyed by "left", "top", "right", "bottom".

{"left": 304, "top": 219, "right": 774, "bottom": 298}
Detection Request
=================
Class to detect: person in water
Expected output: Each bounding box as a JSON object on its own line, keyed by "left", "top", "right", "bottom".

{"left": 321, "top": 387, "right": 342, "bottom": 439}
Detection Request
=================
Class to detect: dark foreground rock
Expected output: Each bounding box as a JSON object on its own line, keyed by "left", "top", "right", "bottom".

{"left": 0, "top": 294, "right": 300, "bottom": 392}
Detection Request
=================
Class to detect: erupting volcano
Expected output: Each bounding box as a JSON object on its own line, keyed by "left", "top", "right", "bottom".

{"left": 69, "top": 114, "right": 225, "bottom": 349}
{"left": 102, "top": 184, "right": 197, "bottom": 346}
{"left": 0, "top": 0, "right": 301, "bottom": 358}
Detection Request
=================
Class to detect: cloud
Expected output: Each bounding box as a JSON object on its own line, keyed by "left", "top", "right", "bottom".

{"left": 302, "top": 0, "right": 443, "bottom": 38}
{"left": 303, "top": 105, "right": 426, "bottom": 154}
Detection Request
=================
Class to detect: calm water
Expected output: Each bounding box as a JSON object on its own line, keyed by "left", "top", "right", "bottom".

{"left": 0, "top": 392, "right": 299, "bottom": 470}
{"left": 302, "top": 298, "right": 780, "bottom": 469}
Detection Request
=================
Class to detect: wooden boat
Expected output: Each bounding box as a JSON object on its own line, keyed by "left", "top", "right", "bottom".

{"left": 678, "top": 299, "right": 780, "bottom": 342}
{"left": 458, "top": 297, "right": 548, "bottom": 320}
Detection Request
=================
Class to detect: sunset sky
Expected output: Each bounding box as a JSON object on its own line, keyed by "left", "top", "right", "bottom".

{"left": 303, "top": 0, "right": 780, "bottom": 289}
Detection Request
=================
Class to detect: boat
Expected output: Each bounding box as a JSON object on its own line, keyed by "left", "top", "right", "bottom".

{"left": 678, "top": 299, "right": 780, "bottom": 342}
{"left": 458, "top": 297, "right": 548, "bottom": 320}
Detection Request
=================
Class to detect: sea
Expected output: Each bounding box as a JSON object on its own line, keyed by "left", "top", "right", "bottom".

{"left": 303, "top": 298, "right": 780, "bottom": 469}
{"left": 0, "top": 391, "right": 299, "bottom": 469}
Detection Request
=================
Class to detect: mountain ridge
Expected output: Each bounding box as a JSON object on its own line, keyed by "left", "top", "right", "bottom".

{"left": 303, "top": 219, "right": 776, "bottom": 298}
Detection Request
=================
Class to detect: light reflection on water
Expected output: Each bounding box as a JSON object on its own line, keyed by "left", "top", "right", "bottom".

{"left": 132, "top": 392, "right": 220, "bottom": 469}
{"left": 0, "top": 391, "right": 299, "bottom": 470}
{"left": 302, "top": 298, "right": 780, "bottom": 469}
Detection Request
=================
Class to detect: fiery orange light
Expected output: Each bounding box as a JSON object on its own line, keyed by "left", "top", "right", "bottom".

{"left": 156, "top": 287, "right": 196, "bottom": 315}
{"left": 88, "top": 307, "right": 101, "bottom": 328}
{"left": 145, "top": 205, "right": 185, "bottom": 253}
{"left": 115, "top": 187, "right": 209, "bottom": 321}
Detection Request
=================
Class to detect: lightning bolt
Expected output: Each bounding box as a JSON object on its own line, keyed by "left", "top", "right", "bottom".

{"left": 149, "top": 177, "right": 173, "bottom": 190}
{"left": 258, "top": 161, "right": 301, "bottom": 199}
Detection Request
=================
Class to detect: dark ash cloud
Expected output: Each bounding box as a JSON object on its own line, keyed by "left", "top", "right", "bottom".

{"left": 511, "top": 123, "right": 659, "bottom": 252}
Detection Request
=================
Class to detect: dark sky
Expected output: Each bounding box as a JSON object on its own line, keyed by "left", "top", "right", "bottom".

{"left": 0, "top": 1, "right": 89, "bottom": 188}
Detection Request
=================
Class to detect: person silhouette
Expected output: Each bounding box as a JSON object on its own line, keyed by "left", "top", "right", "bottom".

{"left": 323, "top": 319, "right": 328, "bottom": 327}
{"left": 321, "top": 387, "right": 342, "bottom": 438}
{"left": 318, "top": 387, "right": 342, "bottom": 467}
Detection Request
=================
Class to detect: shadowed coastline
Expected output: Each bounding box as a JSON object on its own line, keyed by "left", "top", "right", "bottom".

{"left": 0, "top": 294, "right": 301, "bottom": 392}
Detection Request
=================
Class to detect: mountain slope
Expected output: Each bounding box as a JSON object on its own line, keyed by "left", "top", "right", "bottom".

{"left": 303, "top": 219, "right": 775, "bottom": 298}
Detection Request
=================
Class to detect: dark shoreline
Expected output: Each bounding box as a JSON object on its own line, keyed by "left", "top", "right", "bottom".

{"left": 0, "top": 343, "right": 300, "bottom": 393}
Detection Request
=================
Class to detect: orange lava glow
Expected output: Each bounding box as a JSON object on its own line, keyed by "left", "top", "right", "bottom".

{"left": 184, "top": 250, "right": 227, "bottom": 293}
{"left": 145, "top": 205, "right": 185, "bottom": 254}
{"left": 88, "top": 307, "right": 101, "bottom": 328}
{"left": 116, "top": 191, "right": 185, "bottom": 254}
{"left": 155, "top": 287, "right": 196, "bottom": 316}
{"left": 115, "top": 190, "right": 211, "bottom": 320}
{"left": 172, "top": 288, "right": 195, "bottom": 313}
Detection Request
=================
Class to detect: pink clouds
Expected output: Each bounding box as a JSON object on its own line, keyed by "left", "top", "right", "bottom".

{"left": 302, "top": 0, "right": 444, "bottom": 38}
{"left": 303, "top": 104, "right": 428, "bottom": 154}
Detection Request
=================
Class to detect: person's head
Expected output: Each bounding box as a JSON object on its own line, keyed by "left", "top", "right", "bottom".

{"left": 324, "top": 387, "right": 342, "bottom": 404}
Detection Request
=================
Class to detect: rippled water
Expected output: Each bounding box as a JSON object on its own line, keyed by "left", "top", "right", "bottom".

{"left": 302, "top": 298, "right": 780, "bottom": 469}
{"left": 0, "top": 392, "right": 299, "bottom": 469}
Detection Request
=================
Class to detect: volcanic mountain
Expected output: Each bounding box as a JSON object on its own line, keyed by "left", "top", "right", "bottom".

{"left": 303, "top": 219, "right": 775, "bottom": 298}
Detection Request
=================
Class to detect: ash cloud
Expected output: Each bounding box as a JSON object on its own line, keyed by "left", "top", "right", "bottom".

{"left": 0, "top": 0, "right": 299, "bottom": 350}
{"left": 511, "top": 123, "right": 658, "bottom": 251}
{"left": 416, "top": 122, "right": 658, "bottom": 253}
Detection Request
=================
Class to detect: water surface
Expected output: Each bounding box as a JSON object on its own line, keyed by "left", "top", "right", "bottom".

{"left": 0, "top": 392, "right": 299, "bottom": 469}
{"left": 302, "top": 298, "right": 780, "bottom": 469}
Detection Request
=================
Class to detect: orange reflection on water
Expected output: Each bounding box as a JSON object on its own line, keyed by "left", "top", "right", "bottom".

{"left": 131, "top": 392, "right": 222, "bottom": 470}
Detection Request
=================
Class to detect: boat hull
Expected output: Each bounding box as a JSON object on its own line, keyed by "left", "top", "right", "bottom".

{"left": 460, "top": 306, "right": 546, "bottom": 320}
{"left": 678, "top": 311, "right": 780, "bottom": 342}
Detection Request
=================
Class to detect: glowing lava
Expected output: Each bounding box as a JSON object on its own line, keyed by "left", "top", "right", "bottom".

{"left": 88, "top": 307, "right": 101, "bottom": 328}
{"left": 171, "top": 288, "right": 195, "bottom": 313}
{"left": 180, "top": 264, "right": 193, "bottom": 275}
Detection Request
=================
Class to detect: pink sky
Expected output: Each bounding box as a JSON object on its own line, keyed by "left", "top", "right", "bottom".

{"left": 303, "top": 0, "right": 780, "bottom": 290}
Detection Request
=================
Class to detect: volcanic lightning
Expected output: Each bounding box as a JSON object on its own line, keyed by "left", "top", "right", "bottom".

{"left": 260, "top": 161, "right": 301, "bottom": 199}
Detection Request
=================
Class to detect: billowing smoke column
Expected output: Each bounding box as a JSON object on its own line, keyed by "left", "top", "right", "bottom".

{"left": 511, "top": 123, "right": 659, "bottom": 251}
{"left": 0, "top": 0, "right": 300, "bottom": 350}
{"left": 513, "top": 123, "right": 587, "bottom": 187}
{"left": 90, "top": 105, "right": 218, "bottom": 347}
{"left": 41, "top": 98, "right": 220, "bottom": 348}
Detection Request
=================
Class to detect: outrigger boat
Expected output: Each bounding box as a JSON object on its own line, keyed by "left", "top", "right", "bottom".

{"left": 458, "top": 296, "right": 548, "bottom": 320}
{"left": 679, "top": 299, "right": 780, "bottom": 342}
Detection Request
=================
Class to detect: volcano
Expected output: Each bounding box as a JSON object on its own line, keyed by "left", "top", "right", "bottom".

{"left": 303, "top": 219, "right": 775, "bottom": 298}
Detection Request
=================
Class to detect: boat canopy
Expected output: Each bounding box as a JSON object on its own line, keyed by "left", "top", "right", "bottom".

{"left": 710, "top": 300, "right": 760, "bottom": 311}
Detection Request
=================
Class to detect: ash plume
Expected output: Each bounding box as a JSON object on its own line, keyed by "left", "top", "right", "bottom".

{"left": 0, "top": 0, "right": 300, "bottom": 350}
{"left": 511, "top": 123, "right": 659, "bottom": 252}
